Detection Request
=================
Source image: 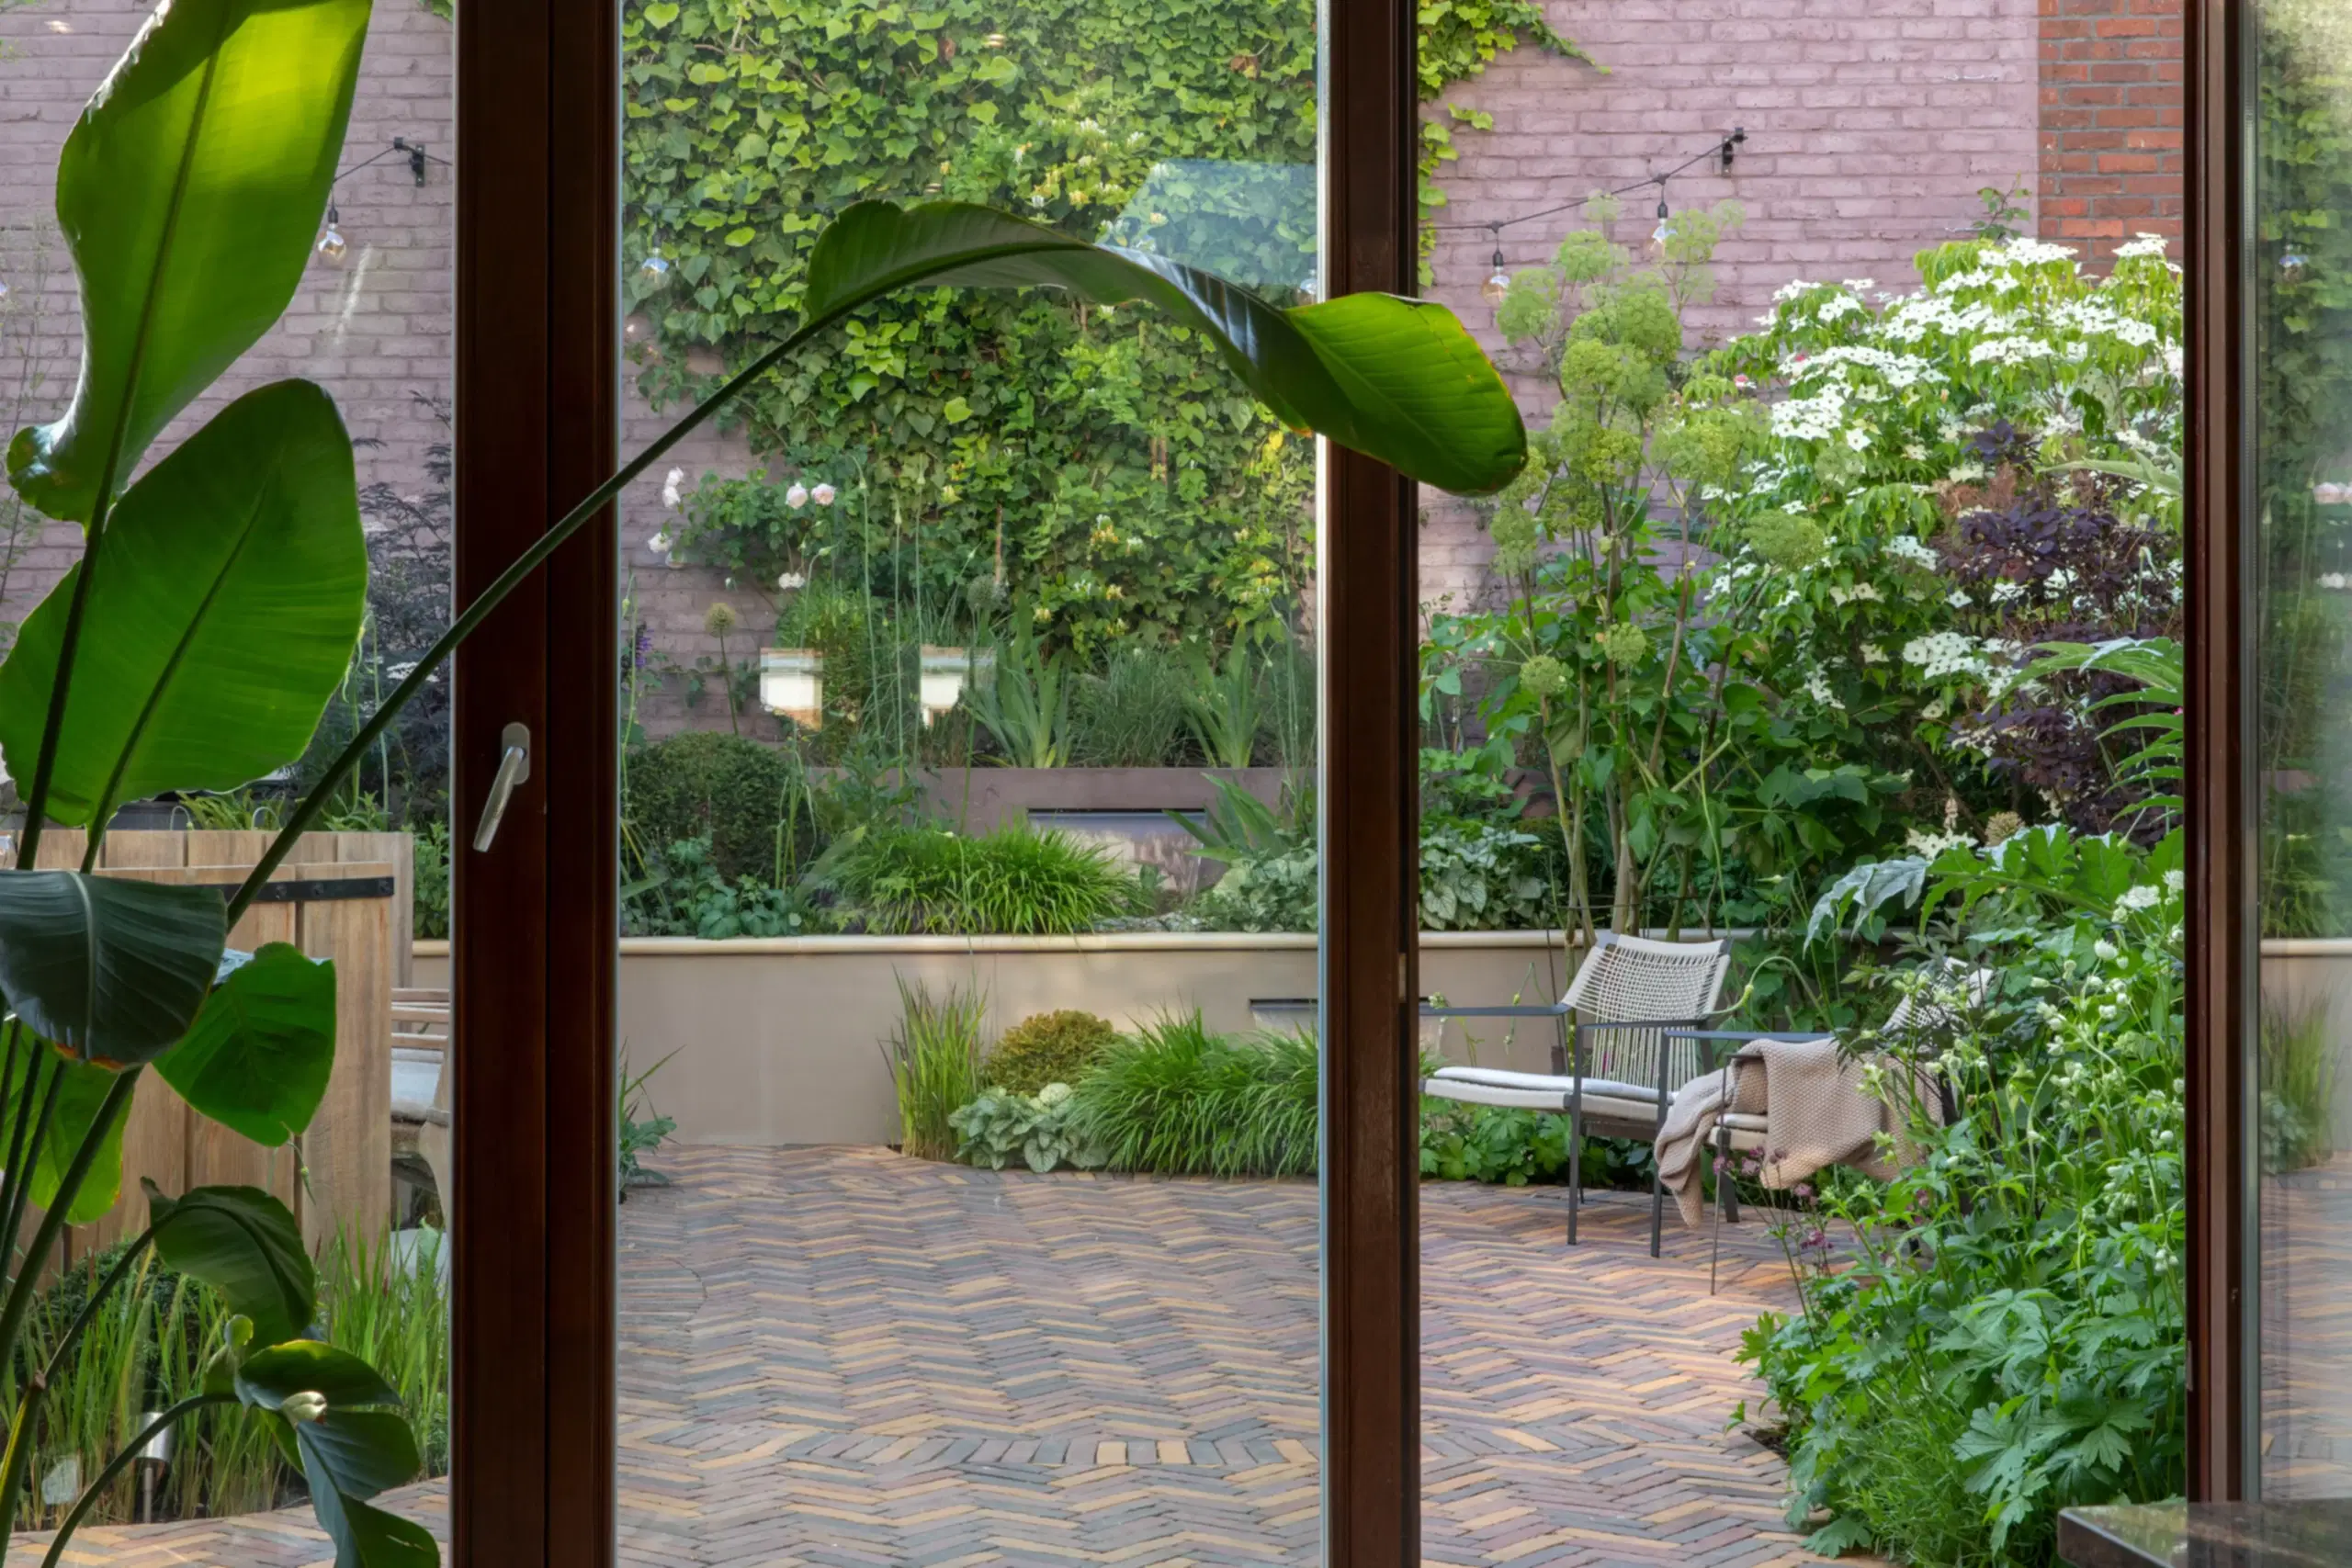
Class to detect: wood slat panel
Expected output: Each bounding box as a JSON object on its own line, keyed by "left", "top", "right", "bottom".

{"left": 300, "top": 888, "right": 393, "bottom": 1250}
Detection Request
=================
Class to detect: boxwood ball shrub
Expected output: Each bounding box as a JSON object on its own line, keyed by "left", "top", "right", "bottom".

{"left": 624, "top": 730, "right": 809, "bottom": 882}
{"left": 985, "top": 1010, "right": 1116, "bottom": 1095}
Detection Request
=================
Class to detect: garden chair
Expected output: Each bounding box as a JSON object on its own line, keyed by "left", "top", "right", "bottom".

{"left": 1663, "top": 962, "right": 1997, "bottom": 1292}
{"left": 1420, "top": 931, "right": 1735, "bottom": 1257}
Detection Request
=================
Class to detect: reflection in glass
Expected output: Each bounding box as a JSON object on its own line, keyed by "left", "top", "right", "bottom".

{"left": 2256, "top": 0, "right": 2352, "bottom": 1498}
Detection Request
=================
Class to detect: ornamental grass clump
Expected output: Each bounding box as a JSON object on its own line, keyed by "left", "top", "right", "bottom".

{"left": 835, "top": 824, "right": 1142, "bottom": 934}
{"left": 883, "top": 980, "right": 988, "bottom": 1161}
{"left": 1064, "top": 1016, "right": 1317, "bottom": 1177}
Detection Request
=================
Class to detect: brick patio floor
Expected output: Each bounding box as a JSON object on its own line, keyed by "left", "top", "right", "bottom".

{"left": 14, "top": 1145, "right": 1853, "bottom": 1568}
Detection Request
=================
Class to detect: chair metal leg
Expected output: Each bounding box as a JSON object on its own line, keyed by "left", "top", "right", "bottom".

{"left": 1709, "top": 1139, "right": 1725, "bottom": 1296}
{"left": 1566, "top": 1103, "right": 1582, "bottom": 1247}
{"left": 1648, "top": 1161, "right": 1664, "bottom": 1258}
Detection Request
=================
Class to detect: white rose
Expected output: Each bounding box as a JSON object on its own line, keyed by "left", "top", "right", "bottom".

{"left": 777, "top": 571, "right": 806, "bottom": 591}
{"left": 786, "top": 483, "right": 809, "bottom": 509}
{"left": 812, "top": 482, "right": 837, "bottom": 506}
{"left": 647, "top": 530, "right": 673, "bottom": 556}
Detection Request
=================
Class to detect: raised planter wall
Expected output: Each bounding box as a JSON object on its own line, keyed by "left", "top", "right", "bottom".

{"left": 414, "top": 930, "right": 1600, "bottom": 1146}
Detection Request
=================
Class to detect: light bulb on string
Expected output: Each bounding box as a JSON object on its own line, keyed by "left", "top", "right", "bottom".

{"left": 1479, "top": 230, "right": 1510, "bottom": 306}
{"left": 639, "top": 250, "right": 672, "bottom": 287}
{"left": 1651, "top": 192, "right": 1672, "bottom": 248}
{"left": 315, "top": 203, "right": 347, "bottom": 265}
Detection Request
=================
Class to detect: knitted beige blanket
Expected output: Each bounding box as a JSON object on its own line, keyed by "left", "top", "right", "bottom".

{"left": 1654, "top": 1036, "right": 1936, "bottom": 1229}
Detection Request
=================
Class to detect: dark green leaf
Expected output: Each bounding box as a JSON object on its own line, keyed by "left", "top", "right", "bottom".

{"left": 0, "top": 872, "right": 222, "bottom": 1065}
{"left": 235, "top": 1339, "right": 402, "bottom": 1413}
{"left": 158, "top": 942, "right": 336, "bottom": 1145}
{"left": 0, "top": 381, "right": 366, "bottom": 823}
{"left": 6, "top": 0, "right": 371, "bottom": 521}
{"left": 799, "top": 202, "right": 1526, "bottom": 494}
{"left": 147, "top": 1181, "right": 313, "bottom": 1347}
{"left": 305, "top": 1472, "right": 440, "bottom": 1568}
{"left": 297, "top": 1409, "right": 422, "bottom": 1500}
{"left": 0, "top": 1050, "right": 133, "bottom": 1224}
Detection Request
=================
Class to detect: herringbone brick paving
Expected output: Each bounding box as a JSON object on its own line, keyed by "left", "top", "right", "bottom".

{"left": 14, "top": 1145, "right": 1858, "bottom": 1567}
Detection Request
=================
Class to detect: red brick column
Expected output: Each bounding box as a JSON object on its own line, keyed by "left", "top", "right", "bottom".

{"left": 2038, "top": 0, "right": 2184, "bottom": 257}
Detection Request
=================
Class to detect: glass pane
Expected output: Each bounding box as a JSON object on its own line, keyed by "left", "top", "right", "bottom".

{"left": 1419, "top": 16, "right": 2188, "bottom": 1564}
{"left": 2255, "top": 0, "right": 2352, "bottom": 1498}
{"left": 0, "top": 0, "right": 452, "bottom": 1557}
{"left": 612, "top": 1, "right": 1321, "bottom": 1560}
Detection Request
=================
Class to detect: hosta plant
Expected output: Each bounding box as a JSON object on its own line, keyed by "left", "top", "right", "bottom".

{"left": 0, "top": 0, "right": 1521, "bottom": 1557}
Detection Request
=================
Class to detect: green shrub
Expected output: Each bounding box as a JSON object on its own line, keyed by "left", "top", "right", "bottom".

{"left": 885, "top": 979, "right": 987, "bottom": 1160}
{"left": 834, "top": 824, "right": 1141, "bottom": 934}
{"left": 1064, "top": 1016, "right": 1317, "bottom": 1177}
{"left": 950, "top": 1084, "right": 1103, "bottom": 1173}
{"left": 624, "top": 730, "right": 809, "bottom": 883}
{"left": 412, "top": 817, "right": 449, "bottom": 941}
{"left": 986, "top": 1010, "right": 1117, "bottom": 1095}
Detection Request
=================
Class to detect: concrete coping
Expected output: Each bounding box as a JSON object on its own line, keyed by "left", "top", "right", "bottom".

{"left": 411, "top": 927, "right": 1751, "bottom": 958}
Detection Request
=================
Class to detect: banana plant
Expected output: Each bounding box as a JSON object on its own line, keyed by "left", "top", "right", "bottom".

{"left": 0, "top": 0, "right": 1527, "bottom": 1561}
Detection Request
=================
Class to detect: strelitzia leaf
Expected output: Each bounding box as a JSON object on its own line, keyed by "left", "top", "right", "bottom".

{"left": 800, "top": 202, "right": 1526, "bottom": 494}
{"left": 0, "top": 381, "right": 366, "bottom": 824}
{"left": 7, "top": 0, "right": 372, "bottom": 521}
{"left": 0, "top": 872, "right": 223, "bottom": 1066}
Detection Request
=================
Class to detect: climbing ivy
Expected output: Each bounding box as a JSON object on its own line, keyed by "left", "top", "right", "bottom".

{"left": 617, "top": 0, "right": 1580, "bottom": 648}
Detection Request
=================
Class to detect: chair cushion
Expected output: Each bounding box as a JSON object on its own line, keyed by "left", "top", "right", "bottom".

{"left": 1420, "top": 1077, "right": 1568, "bottom": 1112}
{"left": 1426, "top": 1066, "right": 1665, "bottom": 1103}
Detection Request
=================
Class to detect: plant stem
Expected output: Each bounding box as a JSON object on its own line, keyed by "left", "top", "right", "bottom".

{"left": 14, "top": 488, "right": 115, "bottom": 873}
{"left": 1, "top": 1055, "right": 63, "bottom": 1282}
{"left": 35, "top": 1223, "right": 156, "bottom": 1388}
{"left": 0, "top": 1069, "right": 138, "bottom": 1560}
{"left": 38, "top": 1392, "right": 232, "bottom": 1564}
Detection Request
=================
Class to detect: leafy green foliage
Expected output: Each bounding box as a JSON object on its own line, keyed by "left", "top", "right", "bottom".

{"left": 1072, "top": 647, "right": 1193, "bottom": 766}
{"left": 144, "top": 1183, "right": 313, "bottom": 1350}
{"left": 950, "top": 1082, "right": 1102, "bottom": 1172}
{"left": 0, "top": 382, "right": 365, "bottom": 828}
{"left": 1063, "top": 1016, "right": 1317, "bottom": 1176}
{"left": 6, "top": 0, "right": 368, "bottom": 522}
{"left": 984, "top": 1010, "right": 1116, "bottom": 1096}
{"left": 1747, "top": 835, "right": 2186, "bottom": 1565}
{"left": 622, "top": 0, "right": 1564, "bottom": 643}
{"left": 831, "top": 823, "right": 1141, "bottom": 933}
{"left": 625, "top": 835, "right": 831, "bottom": 938}
{"left": 620, "top": 1052, "right": 680, "bottom": 1195}
{"left": 155, "top": 945, "right": 337, "bottom": 1146}
{"left": 625, "top": 729, "right": 813, "bottom": 883}
{"left": 0, "top": 875, "right": 223, "bottom": 1067}
{"left": 884, "top": 980, "right": 988, "bottom": 1160}
{"left": 966, "top": 622, "right": 1077, "bottom": 767}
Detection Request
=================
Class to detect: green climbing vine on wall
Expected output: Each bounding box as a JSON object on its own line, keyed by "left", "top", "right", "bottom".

{"left": 610, "top": 0, "right": 1584, "bottom": 649}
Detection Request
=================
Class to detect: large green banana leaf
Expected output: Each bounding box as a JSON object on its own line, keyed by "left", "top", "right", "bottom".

{"left": 6, "top": 0, "right": 371, "bottom": 523}
{"left": 0, "top": 872, "right": 223, "bottom": 1066}
{"left": 0, "top": 380, "right": 365, "bottom": 826}
{"left": 801, "top": 202, "right": 1527, "bottom": 496}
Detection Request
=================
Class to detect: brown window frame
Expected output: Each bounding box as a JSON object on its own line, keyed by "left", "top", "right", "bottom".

{"left": 2183, "top": 0, "right": 2256, "bottom": 1500}
{"left": 443, "top": 0, "right": 1425, "bottom": 1560}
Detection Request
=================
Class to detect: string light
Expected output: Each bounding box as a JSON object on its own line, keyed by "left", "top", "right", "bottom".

{"left": 311, "top": 135, "right": 449, "bottom": 267}
{"left": 316, "top": 202, "right": 347, "bottom": 265}
{"left": 1441, "top": 129, "right": 1746, "bottom": 273}
{"left": 1480, "top": 230, "right": 1510, "bottom": 306}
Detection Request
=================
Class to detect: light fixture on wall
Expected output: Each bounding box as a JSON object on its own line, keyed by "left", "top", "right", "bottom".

{"left": 762, "top": 649, "right": 826, "bottom": 729}
{"left": 316, "top": 203, "right": 348, "bottom": 264}
{"left": 1480, "top": 227, "right": 1510, "bottom": 306}
{"left": 1652, "top": 194, "right": 1672, "bottom": 248}
{"left": 311, "top": 135, "right": 447, "bottom": 267}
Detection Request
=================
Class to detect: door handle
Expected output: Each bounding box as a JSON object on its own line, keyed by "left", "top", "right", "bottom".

{"left": 470, "top": 722, "right": 531, "bottom": 852}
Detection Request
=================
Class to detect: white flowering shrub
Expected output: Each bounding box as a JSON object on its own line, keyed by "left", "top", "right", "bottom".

{"left": 1706, "top": 233, "right": 2183, "bottom": 836}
